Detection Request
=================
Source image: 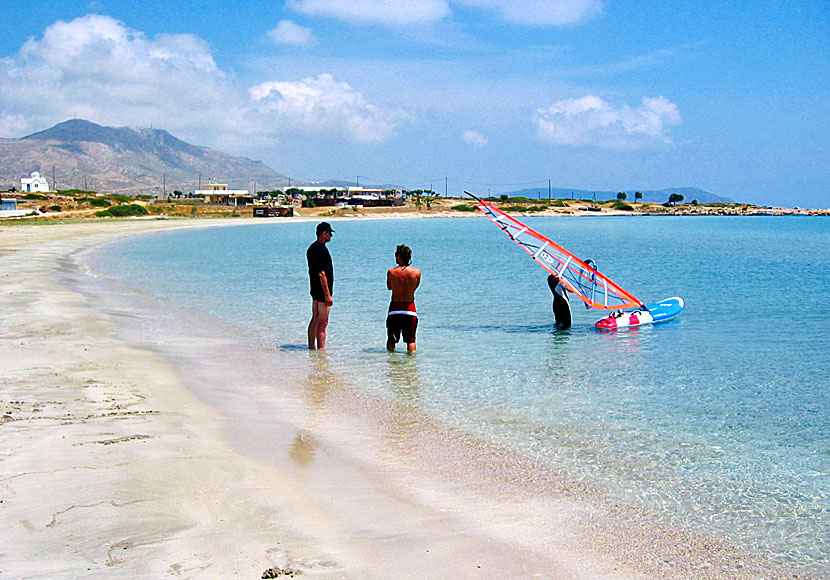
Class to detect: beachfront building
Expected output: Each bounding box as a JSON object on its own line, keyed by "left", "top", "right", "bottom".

{"left": 20, "top": 171, "right": 50, "bottom": 193}
{"left": 299, "top": 186, "right": 403, "bottom": 207}
{"left": 195, "top": 181, "right": 251, "bottom": 205}
{"left": 293, "top": 185, "right": 349, "bottom": 195}
{"left": 1, "top": 198, "right": 18, "bottom": 211}
{"left": 347, "top": 187, "right": 403, "bottom": 207}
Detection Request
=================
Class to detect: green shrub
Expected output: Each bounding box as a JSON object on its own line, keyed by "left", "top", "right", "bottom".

{"left": 48, "top": 205, "right": 62, "bottom": 212}
{"left": 550, "top": 199, "right": 567, "bottom": 207}
{"left": 80, "top": 197, "right": 111, "bottom": 207}
{"left": 503, "top": 205, "right": 528, "bottom": 212}
{"left": 106, "top": 194, "right": 132, "bottom": 203}
{"left": 451, "top": 204, "right": 476, "bottom": 211}
{"left": 523, "top": 205, "right": 546, "bottom": 212}
{"left": 95, "top": 204, "right": 149, "bottom": 217}
{"left": 611, "top": 200, "right": 634, "bottom": 211}
{"left": 61, "top": 189, "right": 96, "bottom": 196}
{"left": 22, "top": 193, "right": 48, "bottom": 200}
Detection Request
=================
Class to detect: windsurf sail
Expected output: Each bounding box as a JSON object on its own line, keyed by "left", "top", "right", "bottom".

{"left": 467, "top": 192, "right": 644, "bottom": 310}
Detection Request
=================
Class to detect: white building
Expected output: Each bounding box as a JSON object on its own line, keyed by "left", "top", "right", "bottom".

{"left": 194, "top": 182, "right": 250, "bottom": 205}
{"left": 20, "top": 171, "right": 50, "bottom": 193}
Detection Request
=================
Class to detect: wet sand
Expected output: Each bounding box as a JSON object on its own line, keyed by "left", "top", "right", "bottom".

{"left": 0, "top": 219, "right": 793, "bottom": 579}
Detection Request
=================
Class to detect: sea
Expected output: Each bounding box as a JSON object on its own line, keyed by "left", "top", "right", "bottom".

{"left": 85, "top": 215, "right": 829, "bottom": 575}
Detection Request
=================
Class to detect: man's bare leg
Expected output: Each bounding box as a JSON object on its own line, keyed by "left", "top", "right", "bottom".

{"left": 311, "top": 301, "right": 331, "bottom": 349}
{"left": 308, "top": 300, "right": 330, "bottom": 349}
{"left": 406, "top": 342, "right": 416, "bottom": 354}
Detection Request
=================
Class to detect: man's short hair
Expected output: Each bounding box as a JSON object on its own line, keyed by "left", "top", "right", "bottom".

{"left": 396, "top": 244, "right": 412, "bottom": 265}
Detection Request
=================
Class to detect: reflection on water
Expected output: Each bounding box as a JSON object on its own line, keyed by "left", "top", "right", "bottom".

{"left": 304, "top": 350, "right": 338, "bottom": 409}
{"left": 288, "top": 430, "right": 317, "bottom": 466}
{"left": 385, "top": 354, "right": 422, "bottom": 404}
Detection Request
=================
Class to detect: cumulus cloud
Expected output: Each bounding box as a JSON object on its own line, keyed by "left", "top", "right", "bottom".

{"left": 0, "top": 15, "right": 237, "bottom": 136}
{"left": 287, "top": 0, "right": 450, "bottom": 26}
{"left": 0, "top": 15, "right": 405, "bottom": 145}
{"left": 534, "top": 95, "right": 681, "bottom": 149}
{"left": 250, "top": 74, "right": 408, "bottom": 144}
{"left": 287, "top": 0, "right": 599, "bottom": 26}
{"left": 268, "top": 20, "right": 317, "bottom": 47}
{"left": 455, "top": 0, "right": 602, "bottom": 26}
{"left": 462, "top": 130, "right": 488, "bottom": 148}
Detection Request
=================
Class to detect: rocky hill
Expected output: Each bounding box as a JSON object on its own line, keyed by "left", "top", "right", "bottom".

{"left": 0, "top": 119, "right": 288, "bottom": 194}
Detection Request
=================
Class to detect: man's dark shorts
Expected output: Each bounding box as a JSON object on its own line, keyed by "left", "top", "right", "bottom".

{"left": 386, "top": 314, "right": 418, "bottom": 345}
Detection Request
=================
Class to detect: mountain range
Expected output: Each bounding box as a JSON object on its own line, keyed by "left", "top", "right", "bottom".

{"left": 0, "top": 119, "right": 288, "bottom": 194}
{"left": 1, "top": 119, "right": 734, "bottom": 203}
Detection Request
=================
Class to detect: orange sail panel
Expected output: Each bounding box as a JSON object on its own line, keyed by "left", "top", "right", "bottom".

{"left": 476, "top": 200, "right": 643, "bottom": 310}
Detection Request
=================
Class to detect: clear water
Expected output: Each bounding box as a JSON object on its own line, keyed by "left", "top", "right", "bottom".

{"left": 90, "top": 216, "right": 829, "bottom": 573}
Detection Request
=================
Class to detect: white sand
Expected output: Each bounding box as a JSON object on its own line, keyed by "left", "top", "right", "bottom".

{"left": 0, "top": 219, "right": 789, "bottom": 579}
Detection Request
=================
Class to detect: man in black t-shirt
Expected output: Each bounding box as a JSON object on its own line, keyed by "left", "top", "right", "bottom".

{"left": 307, "top": 222, "right": 334, "bottom": 349}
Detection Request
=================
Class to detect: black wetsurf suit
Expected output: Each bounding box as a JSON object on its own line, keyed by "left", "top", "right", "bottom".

{"left": 547, "top": 274, "right": 572, "bottom": 329}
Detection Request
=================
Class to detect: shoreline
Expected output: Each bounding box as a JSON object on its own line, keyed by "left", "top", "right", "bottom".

{"left": 0, "top": 219, "right": 799, "bottom": 579}
{"left": 2, "top": 192, "right": 829, "bottom": 224}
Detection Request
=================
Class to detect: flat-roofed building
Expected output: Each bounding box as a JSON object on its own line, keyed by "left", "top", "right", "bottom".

{"left": 195, "top": 181, "right": 250, "bottom": 204}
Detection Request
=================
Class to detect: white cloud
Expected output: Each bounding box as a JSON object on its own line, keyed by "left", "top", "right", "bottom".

{"left": 454, "top": 0, "right": 602, "bottom": 26}
{"left": 0, "top": 15, "right": 235, "bottom": 136}
{"left": 534, "top": 95, "right": 681, "bottom": 149}
{"left": 268, "top": 20, "right": 317, "bottom": 47}
{"left": 0, "top": 15, "right": 405, "bottom": 145}
{"left": 287, "top": 0, "right": 599, "bottom": 27}
{"left": 287, "top": 0, "right": 450, "bottom": 26}
{"left": 249, "top": 74, "right": 407, "bottom": 144}
{"left": 462, "top": 129, "right": 488, "bottom": 148}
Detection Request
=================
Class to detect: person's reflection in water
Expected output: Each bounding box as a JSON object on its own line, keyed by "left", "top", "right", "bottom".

{"left": 385, "top": 354, "right": 422, "bottom": 404}
{"left": 304, "top": 350, "right": 337, "bottom": 409}
{"left": 288, "top": 430, "right": 317, "bottom": 467}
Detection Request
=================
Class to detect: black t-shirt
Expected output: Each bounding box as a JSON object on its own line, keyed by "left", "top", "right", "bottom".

{"left": 307, "top": 240, "right": 333, "bottom": 300}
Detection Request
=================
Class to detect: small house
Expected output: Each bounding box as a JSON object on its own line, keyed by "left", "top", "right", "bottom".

{"left": 20, "top": 171, "right": 50, "bottom": 193}
{"left": 195, "top": 181, "right": 250, "bottom": 205}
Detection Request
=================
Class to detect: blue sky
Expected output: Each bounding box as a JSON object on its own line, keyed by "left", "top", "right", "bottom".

{"left": 1, "top": 1, "right": 827, "bottom": 207}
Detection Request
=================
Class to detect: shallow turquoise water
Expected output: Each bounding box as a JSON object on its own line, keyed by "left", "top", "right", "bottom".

{"left": 92, "top": 215, "right": 829, "bottom": 572}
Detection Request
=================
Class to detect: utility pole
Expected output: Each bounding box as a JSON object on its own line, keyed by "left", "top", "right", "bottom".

{"left": 548, "top": 179, "right": 551, "bottom": 204}
{"left": 198, "top": 172, "right": 201, "bottom": 189}
{"left": 84, "top": 175, "right": 88, "bottom": 191}
{"left": 163, "top": 174, "right": 166, "bottom": 197}
{"left": 445, "top": 177, "right": 448, "bottom": 198}
{"left": 356, "top": 175, "right": 360, "bottom": 187}
{"left": 52, "top": 165, "right": 56, "bottom": 192}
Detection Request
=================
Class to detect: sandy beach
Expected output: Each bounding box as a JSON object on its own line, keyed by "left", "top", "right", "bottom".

{"left": 0, "top": 218, "right": 794, "bottom": 579}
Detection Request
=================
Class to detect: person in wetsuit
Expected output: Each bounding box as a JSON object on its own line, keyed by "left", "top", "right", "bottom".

{"left": 547, "top": 274, "right": 571, "bottom": 329}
